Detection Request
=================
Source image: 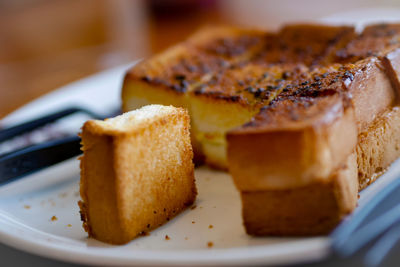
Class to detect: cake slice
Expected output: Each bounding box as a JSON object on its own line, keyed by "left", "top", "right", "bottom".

{"left": 121, "top": 23, "right": 400, "bottom": 236}
{"left": 227, "top": 93, "right": 357, "bottom": 190}
{"left": 240, "top": 152, "right": 358, "bottom": 236}
{"left": 78, "top": 105, "right": 196, "bottom": 244}
{"left": 188, "top": 63, "right": 311, "bottom": 169}
{"left": 121, "top": 26, "right": 267, "bottom": 164}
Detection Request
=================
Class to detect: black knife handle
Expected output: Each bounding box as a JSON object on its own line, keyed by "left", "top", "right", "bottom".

{"left": 0, "top": 135, "right": 81, "bottom": 185}
{"left": 0, "top": 107, "right": 99, "bottom": 143}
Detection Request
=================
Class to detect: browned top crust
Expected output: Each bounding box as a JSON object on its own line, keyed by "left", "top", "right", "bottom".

{"left": 334, "top": 23, "right": 400, "bottom": 63}
{"left": 188, "top": 27, "right": 267, "bottom": 60}
{"left": 191, "top": 63, "right": 310, "bottom": 106}
{"left": 235, "top": 66, "right": 356, "bottom": 132}
{"left": 251, "top": 25, "right": 356, "bottom": 66}
{"left": 126, "top": 23, "right": 400, "bottom": 125}
{"left": 126, "top": 46, "right": 233, "bottom": 94}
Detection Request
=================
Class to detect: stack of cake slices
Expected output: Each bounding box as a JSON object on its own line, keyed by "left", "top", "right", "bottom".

{"left": 121, "top": 23, "right": 400, "bottom": 235}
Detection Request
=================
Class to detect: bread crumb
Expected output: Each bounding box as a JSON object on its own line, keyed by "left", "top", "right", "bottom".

{"left": 51, "top": 216, "right": 58, "bottom": 222}
{"left": 48, "top": 199, "right": 56, "bottom": 207}
{"left": 207, "top": 242, "right": 214, "bottom": 248}
{"left": 192, "top": 221, "right": 195, "bottom": 224}
{"left": 165, "top": 235, "right": 170, "bottom": 240}
{"left": 184, "top": 237, "right": 188, "bottom": 240}
{"left": 67, "top": 224, "right": 72, "bottom": 227}
{"left": 24, "top": 205, "right": 31, "bottom": 209}
{"left": 190, "top": 205, "right": 197, "bottom": 210}
{"left": 208, "top": 224, "right": 213, "bottom": 229}
{"left": 58, "top": 192, "right": 68, "bottom": 198}
{"left": 139, "top": 231, "right": 150, "bottom": 236}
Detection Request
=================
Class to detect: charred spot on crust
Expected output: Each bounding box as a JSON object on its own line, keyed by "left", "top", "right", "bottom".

{"left": 174, "top": 74, "right": 186, "bottom": 81}
{"left": 245, "top": 86, "right": 257, "bottom": 93}
{"left": 171, "top": 84, "right": 187, "bottom": 93}
{"left": 141, "top": 76, "right": 151, "bottom": 82}
{"left": 343, "top": 71, "right": 354, "bottom": 81}
{"left": 203, "top": 35, "right": 262, "bottom": 58}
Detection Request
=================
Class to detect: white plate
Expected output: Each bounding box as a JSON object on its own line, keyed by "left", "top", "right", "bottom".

{"left": 1, "top": 10, "right": 400, "bottom": 266}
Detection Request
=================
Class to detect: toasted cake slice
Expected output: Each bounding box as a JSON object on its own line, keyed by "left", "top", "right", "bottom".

{"left": 230, "top": 104, "right": 400, "bottom": 235}
{"left": 227, "top": 92, "right": 357, "bottom": 189}
{"left": 122, "top": 28, "right": 266, "bottom": 163}
{"left": 121, "top": 23, "right": 400, "bottom": 236}
{"left": 188, "top": 63, "right": 310, "bottom": 168}
{"left": 241, "top": 152, "right": 358, "bottom": 236}
{"left": 121, "top": 45, "right": 215, "bottom": 162}
{"left": 78, "top": 105, "right": 196, "bottom": 244}
{"left": 227, "top": 57, "right": 400, "bottom": 235}
{"left": 357, "top": 106, "right": 400, "bottom": 189}
{"left": 122, "top": 24, "right": 358, "bottom": 169}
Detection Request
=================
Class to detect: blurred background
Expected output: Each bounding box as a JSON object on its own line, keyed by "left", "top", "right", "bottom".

{"left": 1, "top": 0, "right": 400, "bottom": 118}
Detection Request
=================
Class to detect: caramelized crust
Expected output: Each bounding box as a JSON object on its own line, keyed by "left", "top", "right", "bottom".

{"left": 357, "top": 106, "right": 400, "bottom": 189}
{"left": 241, "top": 153, "right": 358, "bottom": 236}
{"left": 227, "top": 94, "right": 357, "bottom": 189}
{"left": 192, "top": 63, "right": 310, "bottom": 106}
{"left": 252, "top": 24, "right": 356, "bottom": 66}
{"left": 79, "top": 106, "right": 196, "bottom": 244}
{"left": 124, "top": 45, "right": 232, "bottom": 95}
{"left": 334, "top": 24, "right": 400, "bottom": 63}
{"left": 187, "top": 26, "right": 267, "bottom": 61}
{"left": 122, "top": 23, "right": 400, "bottom": 236}
{"left": 383, "top": 48, "right": 400, "bottom": 97}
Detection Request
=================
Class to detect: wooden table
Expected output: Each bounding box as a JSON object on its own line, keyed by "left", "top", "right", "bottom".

{"left": 0, "top": 0, "right": 224, "bottom": 119}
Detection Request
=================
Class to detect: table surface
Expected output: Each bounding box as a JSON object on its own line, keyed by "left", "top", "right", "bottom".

{"left": 0, "top": 0, "right": 223, "bottom": 119}
{"left": 1, "top": 241, "right": 400, "bottom": 266}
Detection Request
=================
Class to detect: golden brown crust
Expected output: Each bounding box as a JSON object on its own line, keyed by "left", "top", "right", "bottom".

{"left": 227, "top": 95, "right": 357, "bottom": 189}
{"left": 79, "top": 106, "right": 196, "bottom": 244}
{"left": 121, "top": 23, "right": 400, "bottom": 236}
{"left": 186, "top": 26, "right": 267, "bottom": 61}
{"left": 252, "top": 24, "right": 356, "bottom": 66}
{"left": 241, "top": 153, "right": 358, "bottom": 236}
{"left": 357, "top": 106, "right": 400, "bottom": 190}
{"left": 344, "top": 57, "right": 396, "bottom": 132}
{"left": 334, "top": 23, "right": 400, "bottom": 63}
{"left": 382, "top": 48, "right": 400, "bottom": 99}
